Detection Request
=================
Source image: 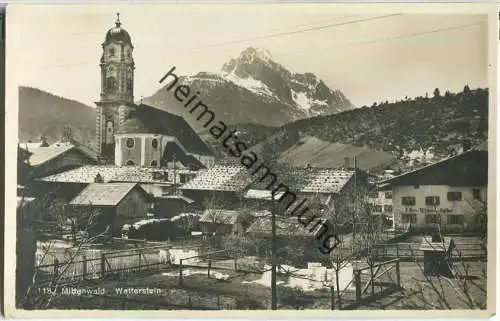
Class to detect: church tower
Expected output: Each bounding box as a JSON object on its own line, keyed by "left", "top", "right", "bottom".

{"left": 96, "top": 13, "right": 135, "bottom": 162}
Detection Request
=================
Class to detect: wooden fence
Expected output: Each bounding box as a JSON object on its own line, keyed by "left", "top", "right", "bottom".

{"left": 35, "top": 244, "right": 173, "bottom": 286}
{"left": 369, "top": 242, "right": 486, "bottom": 261}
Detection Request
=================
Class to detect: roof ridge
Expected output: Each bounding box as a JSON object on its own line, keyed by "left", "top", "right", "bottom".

{"left": 380, "top": 149, "right": 484, "bottom": 185}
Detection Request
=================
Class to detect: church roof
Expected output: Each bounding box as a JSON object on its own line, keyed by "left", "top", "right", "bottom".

{"left": 117, "top": 117, "right": 152, "bottom": 135}
{"left": 117, "top": 103, "right": 214, "bottom": 156}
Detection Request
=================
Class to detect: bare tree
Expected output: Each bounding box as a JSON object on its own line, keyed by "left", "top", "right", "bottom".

{"left": 404, "top": 200, "right": 487, "bottom": 310}
{"left": 18, "top": 195, "right": 112, "bottom": 309}
{"left": 176, "top": 213, "right": 200, "bottom": 240}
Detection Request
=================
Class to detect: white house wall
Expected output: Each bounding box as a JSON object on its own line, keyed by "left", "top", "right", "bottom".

{"left": 392, "top": 185, "right": 486, "bottom": 231}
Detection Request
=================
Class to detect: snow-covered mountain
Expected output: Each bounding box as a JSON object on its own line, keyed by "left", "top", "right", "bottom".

{"left": 144, "top": 47, "right": 354, "bottom": 131}
{"left": 221, "top": 47, "right": 352, "bottom": 116}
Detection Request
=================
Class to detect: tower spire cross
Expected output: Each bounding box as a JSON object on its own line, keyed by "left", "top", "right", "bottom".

{"left": 115, "top": 12, "right": 121, "bottom": 27}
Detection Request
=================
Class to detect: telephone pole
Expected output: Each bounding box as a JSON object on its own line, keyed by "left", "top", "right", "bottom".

{"left": 271, "top": 201, "right": 277, "bottom": 310}
{"left": 172, "top": 153, "right": 177, "bottom": 194}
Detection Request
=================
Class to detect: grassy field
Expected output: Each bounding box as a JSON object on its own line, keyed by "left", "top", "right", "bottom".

{"left": 37, "top": 260, "right": 486, "bottom": 310}
{"left": 277, "top": 136, "right": 396, "bottom": 170}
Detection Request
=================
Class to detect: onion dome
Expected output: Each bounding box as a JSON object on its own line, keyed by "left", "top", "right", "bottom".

{"left": 105, "top": 13, "right": 132, "bottom": 45}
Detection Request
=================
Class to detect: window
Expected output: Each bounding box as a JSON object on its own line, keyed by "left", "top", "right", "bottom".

{"left": 373, "top": 205, "right": 383, "bottom": 213}
{"left": 447, "top": 191, "right": 462, "bottom": 201}
{"left": 150, "top": 160, "right": 158, "bottom": 167}
{"left": 109, "top": 48, "right": 115, "bottom": 57}
{"left": 126, "top": 160, "right": 135, "bottom": 166}
{"left": 161, "top": 186, "right": 171, "bottom": 196}
{"left": 179, "top": 174, "right": 196, "bottom": 184}
{"left": 425, "top": 196, "right": 440, "bottom": 206}
{"left": 425, "top": 214, "right": 440, "bottom": 224}
{"left": 473, "top": 188, "right": 481, "bottom": 200}
{"left": 401, "top": 196, "right": 416, "bottom": 206}
{"left": 384, "top": 205, "right": 393, "bottom": 212}
{"left": 106, "top": 77, "right": 117, "bottom": 93}
{"left": 152, "top": 138, "right": 159, "bottom": 149}
{"left": 368, "top": 192, "right": 379, "bottom": 199}
{"left": 126, "top": 138, "right": 135, "bottom": 149}
{"left": 402, "top": 214, "right": 417, "bottom": 224}
{"left": 385, "top": 191, "right": 393, "bottom": 199}
{"left": 447, "top": 215, "right": 464, "bottom": 225}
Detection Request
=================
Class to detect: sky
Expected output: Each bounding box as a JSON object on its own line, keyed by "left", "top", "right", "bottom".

{"left": 7, "top": 4, "right": 490, "bottom": 107}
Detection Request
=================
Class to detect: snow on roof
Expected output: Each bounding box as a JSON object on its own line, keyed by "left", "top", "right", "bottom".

{"left": 170, "top": 212, "right": 202, "bottom": 222}
{"left": 158, "top": 195, "right": 195, "bottom": 204}
{"left": 244, "top": 189, "right": 285, "bottom": 200}
{"left": 39, "top": 165, "right": 192, "bottom": 184}
{"left": 180, "top": 165, "right": 253, "bottom": 192}
{"left": 181, "top": 164, "right": 354, "bottom": 194}
{"left": 69, "top": 183, "right": 141, "bottom": 206}
{"left": 132, "top": 218, "right": 171, "bottom": 229}
{"left": 22, "top": 144, "right": 74, "bottom": 166}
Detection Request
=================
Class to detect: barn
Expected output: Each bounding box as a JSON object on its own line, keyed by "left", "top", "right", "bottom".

{"left": 67, "top": 182, "right": 152, "bottom": 236}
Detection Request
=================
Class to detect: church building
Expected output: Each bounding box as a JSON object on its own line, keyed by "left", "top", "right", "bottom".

{"left": 95, "top": 14, "right": 214, "bottom": 169}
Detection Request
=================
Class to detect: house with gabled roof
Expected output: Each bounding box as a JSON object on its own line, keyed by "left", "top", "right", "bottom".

{"left": 18, "top": 140, "right": 98, "bottom": 180}
{"left": 180, "top": 164, "right": 255, "bottom": 206}
{"left": 247, "top": 215, "right": 335, "bottom": 266}
{"left": 67, "top": 182, "right": 152, "bottom": 235}
{"left": 198, "top": 209, "right": 247, "bottom": 236}
{"left": 379, "top": 149, "right": 488, "bottom": 233}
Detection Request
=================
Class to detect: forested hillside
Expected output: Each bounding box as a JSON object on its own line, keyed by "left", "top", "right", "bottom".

{"left": 278, "top": 86, "right": 488, "bottom": 159}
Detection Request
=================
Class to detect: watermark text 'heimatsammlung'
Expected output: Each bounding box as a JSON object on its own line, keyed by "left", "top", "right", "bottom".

{"left": 159, "top": 66, "right": 341, "bottom": 254}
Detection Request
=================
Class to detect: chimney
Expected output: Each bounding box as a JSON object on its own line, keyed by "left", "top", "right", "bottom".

{"left": 344, "top": 157, "right": 350, "bottom": 168}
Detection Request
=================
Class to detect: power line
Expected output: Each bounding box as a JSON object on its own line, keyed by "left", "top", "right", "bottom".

{"left": 274, "top": 20, "right": 487, "bottom": 59}
{"left": 188, "top": 14, "right": 402, "bottom": 51}
{"left": 29, "top": 19, "right": 484, "bottom": 71}
{"left": 265, "top": 14, "right": 354, "bottom": 32}
{"left": 31, "top": 14, "right": 400, "bottom": 71}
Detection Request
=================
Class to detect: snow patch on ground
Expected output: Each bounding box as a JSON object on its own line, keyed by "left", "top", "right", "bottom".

{"left": 166, "top": 249, "right": 201, "bottom": 265}
{"left": 162, "top": 269, "right": 229, "bottom": 280}
{"left": 242, "top": 263, "right": 355, "bottom": 292}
